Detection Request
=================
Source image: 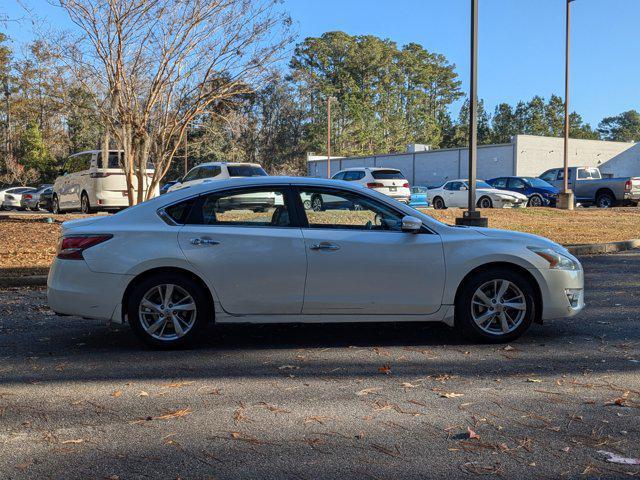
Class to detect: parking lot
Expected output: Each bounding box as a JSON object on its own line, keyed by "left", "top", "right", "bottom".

{"left": 0, "top": 251, "right": 639, "bottom": 479}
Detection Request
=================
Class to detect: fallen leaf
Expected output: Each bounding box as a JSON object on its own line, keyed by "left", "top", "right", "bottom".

{"left": 356, "top": 387, "right": 380, "bottom": 396}
{"left": 138, "top": 391, "right": 149, "bottom": 397}
{"left": 378, "top": 365, "right": 391, "bottom": 375}
{"left": 401, "top": 382, "right": 418, "bottom": 389}
{"left": 258, "top": 402, "right": 290, "bottom": 414}
{"left": 111, "top": 390, "right": 122, "bottom": 398}
{"left": 467, "top": 427, "right": 480, "bottom": 440}
{"left": 526, "top": 378, "right": 543, "bottom": 383}
{"left": 503, "top": 345, "right": 515, "bottom": 351}
{"left": 61, "top": 439, "right": 84, "bottom": 444}
{"left": 440, "top": 392, "right": 464, "bottom": 399}
{"left": 162, "top": 381, "right": 194, "bottom": 389}
{"left": 155, "top": 408, "right": 192, "bottom": 420}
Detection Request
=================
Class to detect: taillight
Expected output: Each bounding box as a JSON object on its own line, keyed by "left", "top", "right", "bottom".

{"left": 625, "top": 180, "right": 632, "bottom": 191}
{"left": 23, "top": 194, "right": 33, "bottom": 200}
{"left": 367, "top": 182, "right": 384, "bottom": 188}
{"left": 402, "top": 182, "right": 410, "bottom": 188}
{"left": 90, "top": 172, "right": 111, "bottom": 178}
{"left": 57, "top": 235, "right": 113, "bottom": 260}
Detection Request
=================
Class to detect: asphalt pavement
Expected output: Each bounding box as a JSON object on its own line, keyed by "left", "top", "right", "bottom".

{"left": 0, "top": 252, "right": 639, "bottom": 479}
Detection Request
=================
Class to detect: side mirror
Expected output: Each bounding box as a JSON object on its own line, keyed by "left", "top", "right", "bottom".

{"left": 401, "top": 215, "right": 422, "bottom": 233}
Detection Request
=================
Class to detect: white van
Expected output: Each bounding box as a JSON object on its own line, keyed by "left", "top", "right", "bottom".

{"left": 52, "top": 150, "right": 158, "bottom": 214}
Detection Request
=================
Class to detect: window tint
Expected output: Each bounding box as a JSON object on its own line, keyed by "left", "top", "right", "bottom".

{"left": 332, "top": 172, "right": 346, "bottom": 180}
{"left": 190, "top": 188, "right": 288, "bottom": 227}
{"left": 96, "top": 152, "right": 123, "bottom": 169}
{"left": 507, "top": 178, "right": 526, "bottom": 189}
{"left": 539, "top": 170, "right": 556, "bottom": 182}
{"left": 183, "top": 167, "right": 201, "bottom": 182}
{"left": 198, "top": 165, "right": 221, "bottom": 179}
{"left": 444, "top": 182, "right": 461, "bottom": 191}
{"left": 343, "top": 170, "right": 365, "bottom": 181}
{"left": 371, "top": 169, "right": 404, "bottom": 180}
{"left": 227, "top": 165, "right": 267, "bottom": 177}
{"left": 65, "top": 153, "right": 92, "bottom": 173}
{"left": 163, "top": 197, "right": 196, "bottom": 224}
{"left": 490, "top": 178, "right": 507, "bottom": 188}
{"left": 299, "top": 188, "right": 404, "bottom": 231}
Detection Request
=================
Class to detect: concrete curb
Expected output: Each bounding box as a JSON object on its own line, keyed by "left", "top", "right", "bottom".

{"left": 0, "top": 240, "right": 639, "bottom": 288}
{"left": 565, "top": 239, "right": 640, "bottom": 256}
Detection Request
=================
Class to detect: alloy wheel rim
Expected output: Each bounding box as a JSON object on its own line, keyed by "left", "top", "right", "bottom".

{"left": 471, "top": 279, "right": 526, "bottom": 335}
{"left": 81, "top": 196, "right": 88, "bottom": 213}
{"left": 138, "top": 284, "right": 197, "bottom": 341}
{"left": 480, "top": 198, "right": 491, "bottom": 208}
{"left": 312, "top": 197, "right": 323, "bottom": 211}
{"left": 530, "top": 196, "right": 542, "bottom": 207}
{"left": 599, "top": 197, "right": 611, "bottom": 208}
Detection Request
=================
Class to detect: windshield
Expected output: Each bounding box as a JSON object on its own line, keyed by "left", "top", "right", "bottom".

{"left": 525, "top": 177, "right": 553, "bottom": 188}
{"left": 372, "top": 169, "right": 405, "bottom": 180}
{"left": 227, "top": 165, "right": 268, "bottom": 177}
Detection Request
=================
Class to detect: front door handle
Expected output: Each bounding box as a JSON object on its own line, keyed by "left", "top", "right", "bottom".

{"left": 190, "top": 237, "right": 220, "bottom": 246}
{"left": 309, "top": 242, "right": 340, "bottom": 251}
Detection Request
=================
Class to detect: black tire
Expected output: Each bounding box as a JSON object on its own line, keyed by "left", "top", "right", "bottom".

{"left": 127, "top": 273, "right": 210, "bottom": 348}
{"left": 595, "top": 191, "right": 615, "bottom": 209}
{"left": 80, "top": 192, "right": 93, "bottom": 214}
{"left": 311, "top": 194, "right": 324, "bottom": 212}
{"left": 455, "top": 268, "right": 536, "bottom": 343}
{"left": 527, "top": 195, "right": 543, "bottom": 207}
{"left": 477, "top": 196, "right": 493, "bottom": 209}
{"left": 52, "top": 195, "right": 63, "bottom": 214}
{"left": 432, "top": 196, "right": 446, "bottom": 209}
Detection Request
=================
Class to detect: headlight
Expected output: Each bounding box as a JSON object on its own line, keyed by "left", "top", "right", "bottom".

{"left": 527, "top": 246, "right": 580, "bottom": 270}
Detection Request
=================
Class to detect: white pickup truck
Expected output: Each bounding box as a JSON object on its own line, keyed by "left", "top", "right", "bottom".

{"left": 539, "top": 166, "right": 640, "bottom": 208}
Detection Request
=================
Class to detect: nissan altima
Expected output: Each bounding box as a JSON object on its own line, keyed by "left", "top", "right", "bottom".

{"left": 48, "top": 177, "right": 584, "bottom": 347}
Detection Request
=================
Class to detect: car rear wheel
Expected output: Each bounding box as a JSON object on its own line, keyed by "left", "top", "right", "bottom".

{"left": 527, "top": 195, "right": 543, "bottom": 207}
{"left": 455, "top": 268, "right": 536, "bottom": 343}
{"left": 52, "top": 195, "right": 63, "bottom": 214}
{"left": 477, "top": 196, "right": 493, "bottom": 209}
{"left": 595, "top": 192, "right": 615, "bottom": 208}
{"left": 311, "top": 194, "right": 324, "bottom": 212}
{"left": 432, "top": 197, "right": 446, "bottom": 209}
{"left": 80, "top": 192, "right": 93, "bottom": 214}
{"left": 127, "top": 273, "right": 209, "bottom": 348}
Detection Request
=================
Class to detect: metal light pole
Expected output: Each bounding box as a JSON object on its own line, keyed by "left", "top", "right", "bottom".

{"left": 326, "top": 96, "right": 336, "bottom": 178}
{"left": 457, "top": 0, "right": 487, "bottom": 227}
{"left": 558, "top": 0, "right": 575, "bottom": 210}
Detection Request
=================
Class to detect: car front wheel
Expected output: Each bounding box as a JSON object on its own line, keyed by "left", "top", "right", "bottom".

{"left": 527, "top": 195, "right": 543, "bottom": 207}
{"left": 477, "top": 196, "right": 493, "bottom": 209}
{"left": 432, "top": 197, "right": 445, "bottom": 209}
{"left": 455, "top": 268, "right": 536, "bottom": 343}
{"left": 127, "top": 273, "right": 209, "bottom": 348}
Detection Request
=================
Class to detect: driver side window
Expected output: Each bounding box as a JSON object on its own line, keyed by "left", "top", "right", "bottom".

{"left": 183, "top": 167, "right": 200, "bottom": 182}
{"left": 299, "top": 188, "right": 403, "bottom": 231}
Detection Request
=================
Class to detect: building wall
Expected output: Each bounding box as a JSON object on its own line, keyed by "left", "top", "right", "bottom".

{"left": 514, "top": 135, "right": 638, "bottom": 177}
{"left": 307, "top": 135, "right": 640, "bottom": 184}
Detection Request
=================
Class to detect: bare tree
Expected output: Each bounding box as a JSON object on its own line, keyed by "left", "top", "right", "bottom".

{"left": 54, "top": 0, "right": 293, "bottom": 204}
{"left": 0, "top": 156, "right": 38, "bottom": 185}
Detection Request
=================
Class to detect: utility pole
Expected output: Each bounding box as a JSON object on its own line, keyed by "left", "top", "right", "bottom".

{"left": 558, "top": 0, "right": 575, "bottom": 210}
{"left": 456, "top": 0, "right": 487, "bottom": 227}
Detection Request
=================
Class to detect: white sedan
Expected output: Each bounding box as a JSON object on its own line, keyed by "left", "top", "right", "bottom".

{"left": 48, "top": 177, "right": 584, "bottom": 348}
{"left": 428, "top": 179, "right": 528, "bottom": 209}
{"left": 1, "top": 186, "right": 37, "bottom": 210}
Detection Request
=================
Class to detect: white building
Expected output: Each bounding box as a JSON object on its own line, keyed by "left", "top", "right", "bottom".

{"left": 307, "top": 135, "right": 640, "bottom": 186}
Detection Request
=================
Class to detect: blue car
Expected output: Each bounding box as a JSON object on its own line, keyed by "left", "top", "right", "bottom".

{"left": 409, "top": 186, "right": 430, "bottom": 208}
{"left": 160, "top": 180, "right": 179, "bottom": 195}
{"left": 487, "top": 176, "right": 559, "bottom": 207}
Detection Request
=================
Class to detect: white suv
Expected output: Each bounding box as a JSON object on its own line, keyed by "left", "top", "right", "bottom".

{"left": 168, "top": 162, "right": 267, "bottom": 192}
{"left": 332, "top": 167, "right": 410, "bottom": 204}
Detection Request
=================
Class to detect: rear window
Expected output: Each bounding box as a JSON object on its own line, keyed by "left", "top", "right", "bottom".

{"left": 578, "top": 168, "right": 601, "bottom": 179}
{"left": 162, "top": 198, "right": 196, "bottom": 224}
{"left": 227, "top": 165, "right": 267, "bottom": 177}
{"left": 371, "top": 169, "right": 405, "bottom": 180}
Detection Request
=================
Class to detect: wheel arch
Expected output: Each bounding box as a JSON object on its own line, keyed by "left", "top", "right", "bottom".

{"left": 121, "top": 266, "right": 215, "bottom": 324}
{"left": 453, "top": 262, "right": 543, "bottom": 325}
{"left": 595, "top": 187, "right": 615, "bottom": 204}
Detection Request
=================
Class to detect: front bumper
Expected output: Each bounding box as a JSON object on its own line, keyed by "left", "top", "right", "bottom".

{"left": 47, "top": 258, "right": 131, "bottom": 321}
{"left": 533, "top": 267, "right": 585, "bottom": 320}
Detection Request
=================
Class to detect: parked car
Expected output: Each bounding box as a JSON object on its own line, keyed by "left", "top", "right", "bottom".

{"left": 0, "top": 186, "right": 37, "bottom": 210}
{"left": 48, "top": 176, "right": 584, "bottom": 348}
{"left": 167, "top": 162, "right": 267, "bottom": 193}
{"left": 427, "top": 179, "right": 528, "bottom": 209}
{"left": 20, "top": 184, "right": 53, "bottom": 211}
{"left": 409, "top": 186, "right": 431, "bottom": 207}
{"left": 539, "top": 166, "right": 640, "bottom": 208}
{"left": 160, "top": 180, "right": 179, "bottom": 194}
{"left": 487, "top": 177, "right": 559, "bottom": 207}
{"left": 52, "top": 150, "right": 159, "bottom": 214}
{"left": 39, "top": 186, "right": 54, "bottom": 212}
{"left": 331, "top": 167, "right": 411, "bottom": 204}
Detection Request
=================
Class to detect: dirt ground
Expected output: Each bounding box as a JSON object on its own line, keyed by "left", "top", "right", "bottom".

{"left": 1, "top": 207, "right": 639, "bottom": 276}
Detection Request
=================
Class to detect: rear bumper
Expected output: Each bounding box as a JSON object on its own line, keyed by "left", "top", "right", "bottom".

{"left": 47, "top": 259, "right": 131, "bottom": 321}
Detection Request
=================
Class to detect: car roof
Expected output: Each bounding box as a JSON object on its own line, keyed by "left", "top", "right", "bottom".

{"left": 193, "top": 162, "right": 262, "bottom": 167}
{"left": 338, "top": 167, "right": 401, "bottom": 172}
{"left": 69, "top": 150, "right": 122, "bottom": 157}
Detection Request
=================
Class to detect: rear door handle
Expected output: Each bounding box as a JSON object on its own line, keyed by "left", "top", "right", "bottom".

{"left": 190, "top": 237, "right": 220, "bottom": 246}
{"left": 309, "top": 242, "right": 340, "bottom": 251}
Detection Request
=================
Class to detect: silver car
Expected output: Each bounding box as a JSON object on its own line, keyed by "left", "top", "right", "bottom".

{"left": 20, "top": 185, "right": 53, "bottom": 211}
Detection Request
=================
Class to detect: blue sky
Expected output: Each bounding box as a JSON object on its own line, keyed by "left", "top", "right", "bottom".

{"left": 3, "top": 0, "right": 639, "bottom": 127}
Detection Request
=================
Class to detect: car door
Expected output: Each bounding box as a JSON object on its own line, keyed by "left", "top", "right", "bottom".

{"left": 447, "top": 181, "right": 468, "bottom": 207}
{"left": 177, "top": 186, "right": 307, "bottom": 315}
{"left": 295, "top": 186, "right": 445, "bottom": 315}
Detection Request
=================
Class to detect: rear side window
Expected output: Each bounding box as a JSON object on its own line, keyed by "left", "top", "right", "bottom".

{"left": 162, "top": 198, "right": 196, "bottom": 224}
{"left": 332, "top": 172, "right": 346, "bottom": 180}
{"left": 344, "top": 171, "right": 365, "bottom": 181}
{"left": 199, "top": 165, "right": 221, "bottom": 179}
{"left": 490, "top": 178, "right": 507, "bottom": 188}
{"left": 227, "top": 165, "right": 267, "bottom": 177}
{"left": 578, "top": 168, "right": 600, "bottom": 179}
{"left": 96, "top": 152, "right": 123, "bottom": 169}
{"left": 371, "top": 169, "right": 404, "bottom": 180}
